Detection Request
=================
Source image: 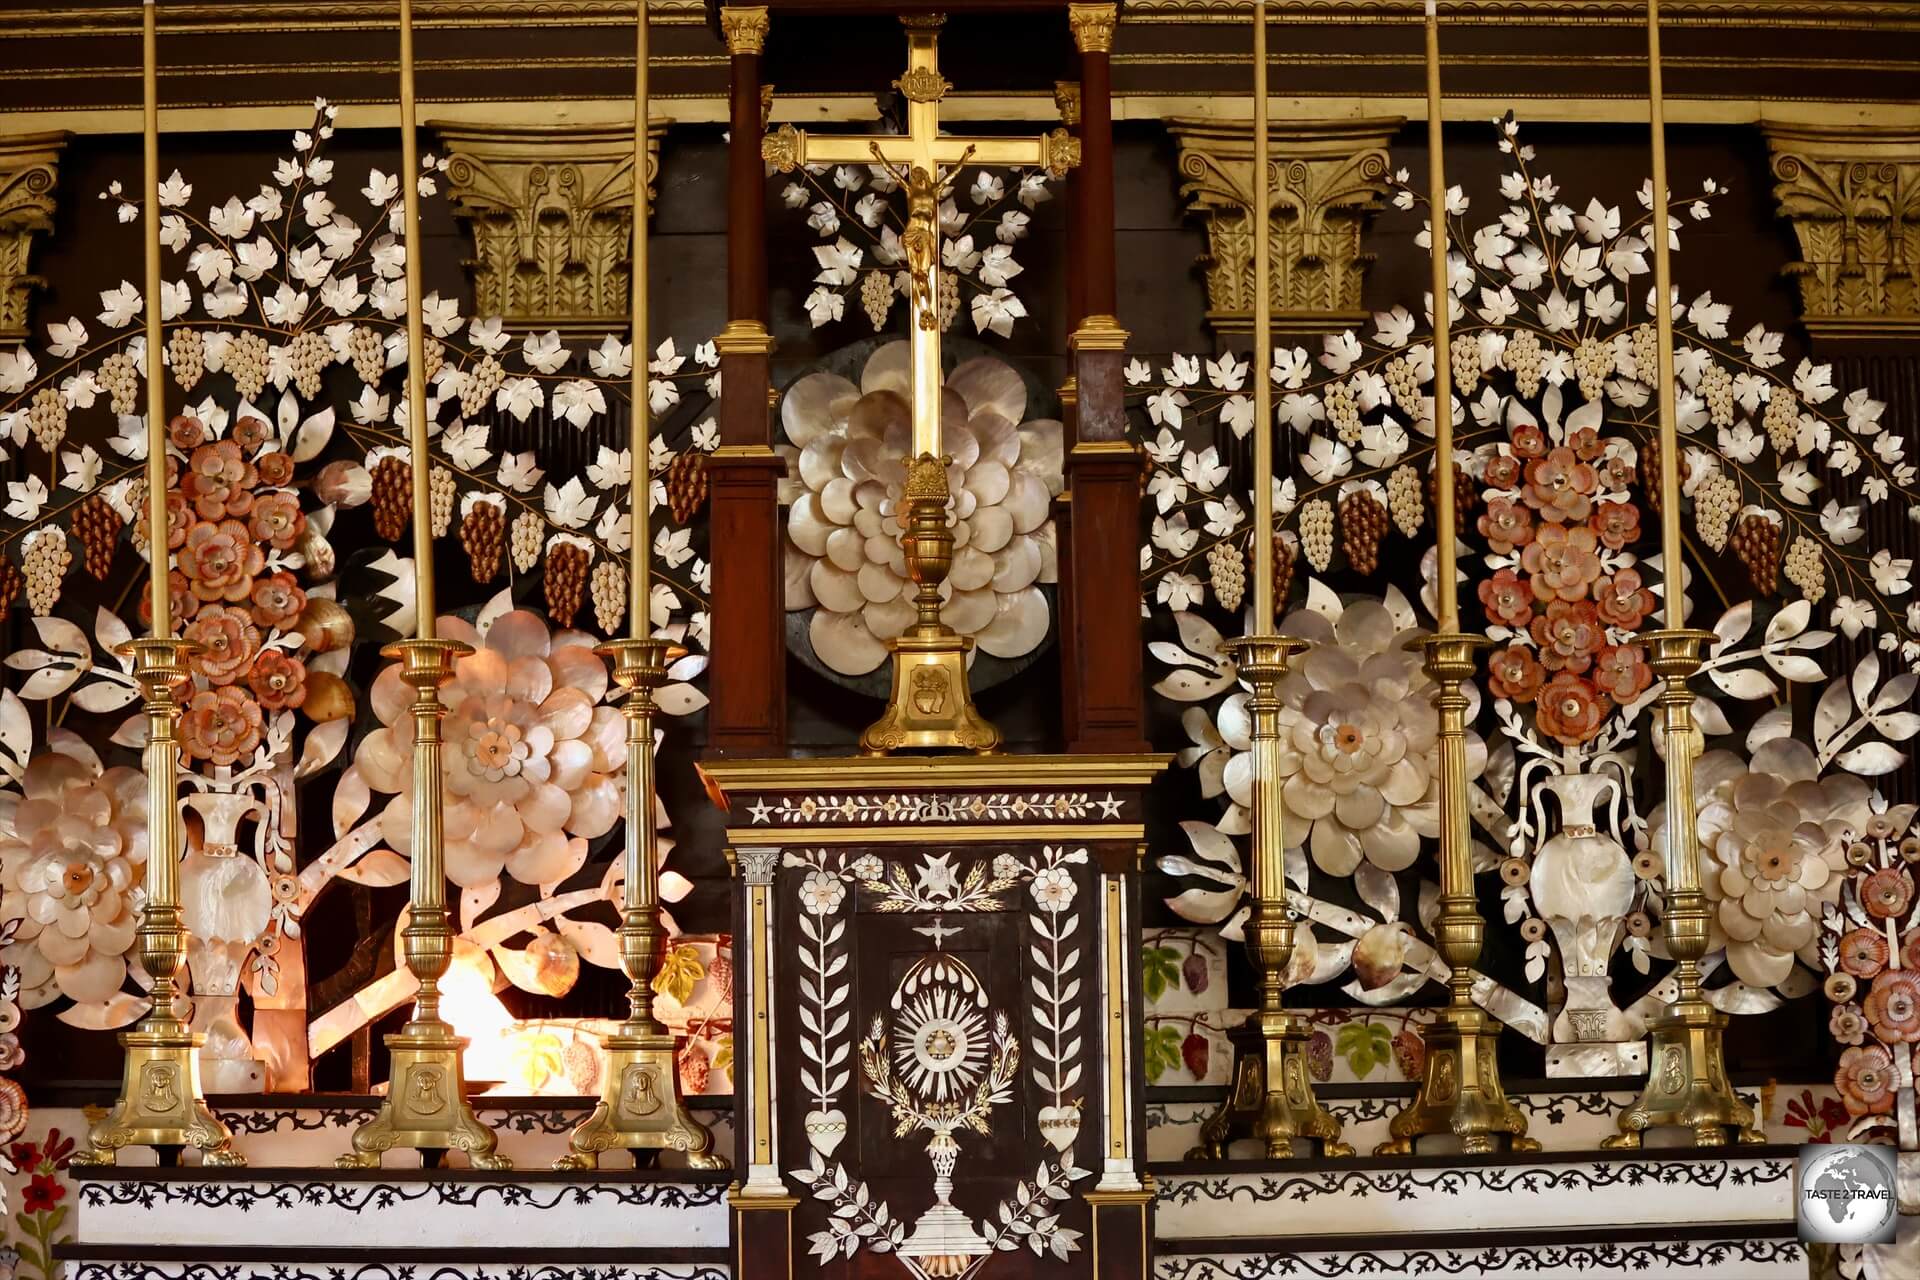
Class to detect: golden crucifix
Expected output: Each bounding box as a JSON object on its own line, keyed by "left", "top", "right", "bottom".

{"left": 765, "top": 14, "right": 1078, "bottom": 752}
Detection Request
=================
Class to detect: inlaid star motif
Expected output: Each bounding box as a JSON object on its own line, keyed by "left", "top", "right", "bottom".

{"left": 1097, "top": 792, "right": 1124, "bottom": 819}
{"left": 915, "top": 853, "right": 961, "bottom": 900}
{"left": 747, "top": 799, "right": 774, "bottom": 823}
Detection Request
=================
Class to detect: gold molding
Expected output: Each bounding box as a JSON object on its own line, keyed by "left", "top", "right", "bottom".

{"left": 1069, "top": 2, "right": 1120, "bottom": 53}
{"left": 5, "top": 1, "right": 710, "bottom": 37}
{"left": 1763, "top": 123, "right": 1920, "bottom": 338}
{"left": 719, "top": 6, "right": 769, "bottom": 56}
{"left": 431, "top": 121, "right": 667, "bottom": 336}
{"left": 1167, "top": 116, "right": 1401, "bottom": 337}
{"left": 713, "top": 318, "right": 775, "bottom": 355}
{"left": 701, "top": 753, "right": 1172, "bottom": 792}
{"left": 0, "top": 131, "right": 65, "bottom": 342}
{"left": 7, "top": 0, "right": 1920, "bottom": 38}
{"left": 719, "top": 823, "right": 1147, "bottom": 846}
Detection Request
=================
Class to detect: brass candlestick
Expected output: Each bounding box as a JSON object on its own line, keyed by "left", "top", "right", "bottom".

{"left": 340, "top": 639, "right": 508, "bottom": 1169}
{"left": 1605, "top": 0, "right": 1760, "bottom": 1150}
{"left": 75, "top": 0, "right": 241, "bottom": 1170}
{"left": 77, "top": 640, "right": 242, "bottom": 1167}
{"left": 1191, "top": 637, "right": 1352, "bottom": 1160}
{"left": 561, "top": 639, "right": 723, "bottom": 1168}
{"left": 1377, "top": 635, "right": 1537, "bottom": 1155}
{"left": 860, "top": 454, "right": 1001, "bottom": 754}
{"left": 1605, "top": 631, "right": 1762, "bottom": 1147}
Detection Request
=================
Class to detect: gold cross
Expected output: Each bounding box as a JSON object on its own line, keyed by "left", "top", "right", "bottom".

{"left": 765, "top": 14, "right": 1078, "bottom": 457}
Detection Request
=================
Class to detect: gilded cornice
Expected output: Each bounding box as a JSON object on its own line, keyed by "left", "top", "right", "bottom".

{"left": 5, "top": 1, "right": 710, "bottom": 37}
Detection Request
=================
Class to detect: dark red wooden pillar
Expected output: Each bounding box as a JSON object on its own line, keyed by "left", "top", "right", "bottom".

{"left": 1064, "top": 2, "right": 1148, "bottom": 755}
{"left": 1054, "top": 76, "right": 1084, "bottom": 750}
{"left": 708, "top": 4, "right": 787, "bottom": 756}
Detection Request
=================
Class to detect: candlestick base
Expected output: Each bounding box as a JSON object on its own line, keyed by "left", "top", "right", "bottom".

{"left": 1190, "top": 1011, "right": 1352, "bottom": 1160}
{"left": 72, "top": 1027, "right": 243, "bottom": 1167}
{"left": 860, "top": 454, "right": 1001, "bottom": 755}
{"left": 1375, "top": 1006, "right": 1539, "bottom": 1155}
{"left": 1602, "top": 998, "right": 1764, "bottom": 1148}
{"left": 556, "top": 1030, "right": 724, "bottom": 1169}
{"left": 339, "top": 1026, "right": 510, "bottom": 1169}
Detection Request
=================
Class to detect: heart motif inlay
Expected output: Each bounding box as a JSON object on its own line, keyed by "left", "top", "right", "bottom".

{"left": 803, "top": 1106, "right": 848, "bottom": 1157}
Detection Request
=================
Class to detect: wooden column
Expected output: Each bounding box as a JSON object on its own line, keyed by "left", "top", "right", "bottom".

{"left": 1054, "top": 77, "right": 1083, "bottom": 750}
{"left": 708, "top": 4, "right": 787, "bottom": 756}
{"left": 1064, "top": 2, "right": 1147, "bottom": 754}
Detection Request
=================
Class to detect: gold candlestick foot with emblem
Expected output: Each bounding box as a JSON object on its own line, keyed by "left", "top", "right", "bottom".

{"left": 75, "top": 639, "right": 243, "bottom": 1168}
{"left": 340, "top": 638, "right": 510, "bottom": 1170}
{"left": 1377, "top": 634, "right": 1537, "bottom": 1156}
{"left": 560, "top": 639, "right": 723, "bottom": 1170}
{"left": 861, "top": 454, "right": 1001, "bottom": 755}
{"left": 1191, "top": 637, "right": 1351, "bottom": 1160}
{"left": 1605, "top": 630, "right": 1763, "bottom": 1149}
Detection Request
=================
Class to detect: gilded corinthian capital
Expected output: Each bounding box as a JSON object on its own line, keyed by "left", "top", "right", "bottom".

{"left": 0, "top": 132, "right": 67, "bottom": 342}
{"left": 433, "top": 122, "right": 667, "bottom": 336}
{"left": 721, "top": 6, "right": 769, "bottom": 56}
{"left": 1763, "top": 124, "right": 1920, "bottom": 337}
{"left": 1068, "top": 2, "right": 1117, "bottom": 54}
{"left": 1168, "top": 116, "right": 1401, "bottom": 338}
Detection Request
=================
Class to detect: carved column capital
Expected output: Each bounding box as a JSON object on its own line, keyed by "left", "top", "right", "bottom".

{"left": 1054, "top": 80, "right": 1082, "bottom": 129}
{"left": 1167, "top": 116, "right": 1402, "bottom": 338}
{"left": 720, "top": 5, "right": 769, "bottom": 56}
{"left": 1068, "top": 2, "right": 1118, "bottom": 54}
{"left": 431, "top": 121, "right": 668, "bottom": 337}
{"left": 0, "top": 131, "right": 68, "bottom": 342}
{"left": 1763, "top": 123, "right": 1920, "bottom": 338}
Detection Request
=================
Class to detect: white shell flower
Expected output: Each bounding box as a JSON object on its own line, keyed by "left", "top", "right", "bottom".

{"left": 1030, "top": 865, "right": 1076, "bottom": 913}
{"left": 780, "top": 341, "right": 1064, "bottom": 675}
{"left": 1220, "top": 601, "right": 1482, "bottom": 877}
{"left": 353, "top": 610, "right": 626, "bottom": 889}
{"left": 0, "top": 750, "right": 148, "bottom": 1008}
{"left": 1650, "top": 738, "right": 1871, "bottom": 988}
{"left": 799, "top": 868, "right": 847, "bottom": 915}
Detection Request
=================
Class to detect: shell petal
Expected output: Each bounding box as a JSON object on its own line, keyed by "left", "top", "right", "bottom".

{"left": 940, "top": 587, "right": 996, "bottom": 634}
{"left": 781, "top": 371, "right": 859, "bottom": 447}
{"left": 811, "top": 609, "right": 889, "bottom": 676}
{"left": 950, "top": 546, "right": 995, "bottom": 592}
{"left": 990, "top": 537, "right": 1041, "bottom": 593}
{"left": 947, "top": 356, "right": 1027, "bottom": 424}
{"left": 810, "top": 559, "right": 867, "bottom": 613}
{"left": 975, "top": 585, "right": 1049, "bottom": 659}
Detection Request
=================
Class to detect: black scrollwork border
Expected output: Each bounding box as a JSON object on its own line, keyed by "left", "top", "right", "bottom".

{"left": 1155, "top": 1158, "right": 1793, "bottom": 1208}
{"left": 76, "top": 1178, "right": 726, "bottom": 1214}
{"left": 1154, "top": 1238, "right": 1805, "bottom": 1278}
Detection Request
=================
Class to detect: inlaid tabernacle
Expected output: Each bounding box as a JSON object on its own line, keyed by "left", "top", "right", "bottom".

{"left": 705, "top": 754, "right": 1165, "bottom": 1277}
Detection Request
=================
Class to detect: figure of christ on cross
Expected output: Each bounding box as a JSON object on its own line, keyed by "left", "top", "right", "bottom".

{"left": 764, "top": 13, "right": 1078, "bottom": 460}
{"left": 764, "top": 14, "right": 1078, "bottom": 753}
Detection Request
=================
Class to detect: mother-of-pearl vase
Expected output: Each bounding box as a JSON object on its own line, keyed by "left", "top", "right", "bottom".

{"left": 1528, "top": 771, "right": 1638, "bottom": 1075}
{"left": 181, "top": 790, "right": 275, "bottom": 1093}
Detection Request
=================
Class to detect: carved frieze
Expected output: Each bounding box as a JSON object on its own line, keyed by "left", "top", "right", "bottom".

{"left": 432, "top": 122, "right": 667, "bottom": 336}
{"left": 1166, "top": 117, "right": 1401, "bottom": 338}
{"left": 1764, "top": 124, "right": 1920, "bottom": 337}
{"left": 0, "top": 132, "right": 67, "bottom": 342}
